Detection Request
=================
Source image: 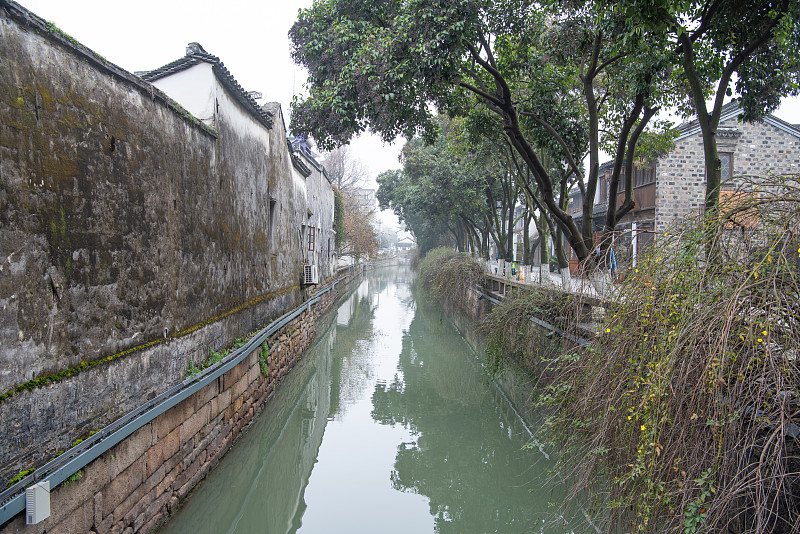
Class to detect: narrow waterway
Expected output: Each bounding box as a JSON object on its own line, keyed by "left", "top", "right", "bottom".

{"left": 159, "top": 266, "right": 563, "bottom": 534}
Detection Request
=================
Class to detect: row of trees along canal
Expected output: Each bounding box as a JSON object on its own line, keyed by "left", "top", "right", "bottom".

{"left": 287, "top": 1, "right": 800, "bottom": 531}
{"left": 289, "top": 0, "right": 800, "bottom": 271}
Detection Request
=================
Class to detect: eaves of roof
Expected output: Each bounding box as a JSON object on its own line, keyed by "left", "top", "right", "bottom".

{"left": 141, "top": 49, "right": 273, "bottom": 131}
{"left": 287, "top": 137, "right": 332, "bottom": 185}
{"left": 289, "top": 146, "right": 312, "bottom": 178}
{"left": 676, "top": 100, "right": 800, "bottom": 141}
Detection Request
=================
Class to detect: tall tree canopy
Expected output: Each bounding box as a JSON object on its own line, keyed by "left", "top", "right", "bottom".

{"left": 290, "top": 0, "right": 674, "bottom": 263}
{"left": 610, "top": 0, "right": 800, "bottom": 216}
{"left": 377, "top": 118, "right": 489, "bottom": 254}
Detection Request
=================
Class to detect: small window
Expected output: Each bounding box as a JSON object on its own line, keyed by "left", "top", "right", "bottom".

{"left": 706, "top": 153, "right": 733, "bottom": 182}
{"left": 600, "top": 177, "right": 608, "bottom": 203}
{"left": 269, "top": 198, "right": 277, "bottom": 238}
{"left": 720, "top": 152, "right": 733, "bottom": 182}
{"left": 307, "top": 226, "right": 316, "bottom": 252}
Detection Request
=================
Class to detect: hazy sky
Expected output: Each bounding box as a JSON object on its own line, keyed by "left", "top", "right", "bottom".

{"left": 15, "top": 0, "right": 800, "bottom": 230}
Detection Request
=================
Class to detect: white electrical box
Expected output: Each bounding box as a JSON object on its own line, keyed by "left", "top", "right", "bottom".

{"left": 26, "top": 480, "right": 50, "bottom": 525}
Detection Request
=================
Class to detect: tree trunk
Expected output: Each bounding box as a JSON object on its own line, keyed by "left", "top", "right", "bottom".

{"left": 523, "top": 213, "right": 531, "bottom": 265}
{"left": 539, "top": 224, "right": 549, "bottom": 283}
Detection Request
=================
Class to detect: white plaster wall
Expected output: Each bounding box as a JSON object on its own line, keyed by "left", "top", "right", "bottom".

{"left": 303, "top": 160, "right": 335, "bottom": 278}
{"left": 150, "top": 63, "right": 215, "bottom": 124}
{"left": 212, "top": 75, "right": 271, "bottom": 152}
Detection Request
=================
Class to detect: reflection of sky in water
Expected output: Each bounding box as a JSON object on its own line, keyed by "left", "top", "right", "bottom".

{"left": 298, "top": 270, "right": 429, "bottom": 533}
{"left": 159, "top": 266, "right": 566, "bottom": 534}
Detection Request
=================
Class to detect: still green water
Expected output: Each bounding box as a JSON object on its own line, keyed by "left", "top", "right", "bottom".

{"left": 158, "top": 266, "right": 565, "bottom": 534}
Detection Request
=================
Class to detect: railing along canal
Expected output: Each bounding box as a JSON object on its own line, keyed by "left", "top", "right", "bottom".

{"left": 0, "top": 272, "right": 358, "bottom": 525}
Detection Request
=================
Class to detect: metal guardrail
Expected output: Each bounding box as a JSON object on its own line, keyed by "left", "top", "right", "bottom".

{"left": 469, "top": 287, "right": 591, "bottom": 347}
{"left": 0, "top": 275, "right": 348, "bottom": 526}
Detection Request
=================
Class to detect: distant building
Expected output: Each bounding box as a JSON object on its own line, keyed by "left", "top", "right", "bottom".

{"left": 396, "top": 236, "right": 415, "bottom": 251}
{"left": 567, "top": 101, "right": 800, "bottom": 272}
{"left": 354, "top": 188, "right": 377, "bottom": 213}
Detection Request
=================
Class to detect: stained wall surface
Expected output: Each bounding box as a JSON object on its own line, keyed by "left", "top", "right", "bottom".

{"left": 0, "top": 1, "right": 333, "bottom": 485}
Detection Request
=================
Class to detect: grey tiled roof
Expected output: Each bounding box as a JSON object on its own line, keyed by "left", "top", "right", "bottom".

{"left": 675, "top": 100, "right": 741, "bottom": 135}
{"left": 673, "top": 99, "right": 800, "bottom": 139}
{"left": 140, "top": 44, "right": 273, "bottom": 130}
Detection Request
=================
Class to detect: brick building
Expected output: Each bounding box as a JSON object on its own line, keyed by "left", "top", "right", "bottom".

{"left": 568, "top": 102, "right": 800, "bottom": 272}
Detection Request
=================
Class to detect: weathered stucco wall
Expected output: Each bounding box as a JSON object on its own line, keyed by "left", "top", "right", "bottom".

{"left": 301, "top": 149, "right": 336, "bottom": 280}
{"left": 0, "top": 2, "right": 332, "bottom": 485}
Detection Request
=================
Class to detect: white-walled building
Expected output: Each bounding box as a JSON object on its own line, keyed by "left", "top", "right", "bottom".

{"left": 141, "top": 43, "right": 336, "bottom": 282}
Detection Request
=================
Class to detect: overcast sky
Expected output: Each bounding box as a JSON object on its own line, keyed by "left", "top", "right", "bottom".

{"left": 15, "top": 0, "right": 800, "bottom": 230}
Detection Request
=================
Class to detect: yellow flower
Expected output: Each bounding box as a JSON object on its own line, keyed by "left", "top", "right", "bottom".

{"left": 758, "top": 338, "right": 763, "bottom": 343}
{"left": 627, "top": 415, "right": 632, "bottom": 420}
{"left": 762, "top": 330, "right": 768, "bottom": 336}
{"left": 606, "top": 328, "right": 611, "bottom": 333}
{"left": 641, "top": 425, "right": 647, "bottom": 431}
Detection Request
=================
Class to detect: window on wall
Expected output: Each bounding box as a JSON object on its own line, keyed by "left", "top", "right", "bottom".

{"left": 600, "top": 176, "right": 608, "bottom": 203}
{"left": 633, "top": 164, "right": 656, "bottom": 187}
{"left": 707, "top": 152, "right": 733, "bottom": 182}
{"left": 570, "top": 195, "right": 583, "bottom": 215}
{"left": 269, "top": 198, "right": 276, "bottom": 239}
{"left": 720, "top": 152, "right": 733, "bottom": 182}
{"left": 602, "top": 169, "right": 629, "bottom": 203}
{"left": 307, "top": 226, "right": 316, "bottom": 252}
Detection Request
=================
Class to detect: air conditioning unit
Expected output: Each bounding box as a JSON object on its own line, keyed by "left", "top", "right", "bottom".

{"left": 303, "top": 264, "right": 319, "bottom": 285}
{"left": 26, "top": 481, "right": 50, "bottom": 525}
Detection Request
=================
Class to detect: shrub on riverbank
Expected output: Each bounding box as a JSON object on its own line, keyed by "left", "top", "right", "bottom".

{"left": 540, "top": 175, "right": 800, "bottom": 532}
{"left": 417, "top": 247, "right": 486, "bottom": 306}
{"left": 478, "top": 284, "right": 580, "bottom": 377}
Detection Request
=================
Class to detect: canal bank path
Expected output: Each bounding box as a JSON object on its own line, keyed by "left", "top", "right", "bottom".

{"left": 158, "top": 265, "right": 567, "bottom": 534}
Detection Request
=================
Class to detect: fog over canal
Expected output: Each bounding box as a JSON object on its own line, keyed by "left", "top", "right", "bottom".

{"left": 159, "top": 266, "right": 563, "bottom": 534}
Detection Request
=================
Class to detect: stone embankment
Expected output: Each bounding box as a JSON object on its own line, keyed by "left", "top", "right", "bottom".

{"left": 0, "top": 267, "right": 371, "bottom": 534}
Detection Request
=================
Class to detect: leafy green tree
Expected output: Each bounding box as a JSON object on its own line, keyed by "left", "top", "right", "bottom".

{"left": 377, "top": 168, "right": 455, "bottom": 254}
{"left": 376, "top": 120, "right": 489, "bottom": 255}
{"left": 610, "top": 0, "right": 800, "bottom": 216}
{"left": 290, "top": 0, "right": 674, "bottom": 263}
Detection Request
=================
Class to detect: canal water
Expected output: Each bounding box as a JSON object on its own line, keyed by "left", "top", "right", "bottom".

{"left": 159, "top": 266, "right": 565, "bottom": 534}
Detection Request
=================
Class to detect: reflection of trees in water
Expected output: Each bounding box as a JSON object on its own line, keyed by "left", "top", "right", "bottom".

{"left": 371, "top": 295, "right": 547, "bottom": 534}
{"left": 328, "top": 281, "right": 378, "bottom": 418}
{"left": 159, "top": 326, "right": 336, "bottom": 534}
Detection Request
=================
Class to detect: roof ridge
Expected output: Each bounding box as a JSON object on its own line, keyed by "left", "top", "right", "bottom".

{"left": 140, "top": 44, "right": 273, "bottom": 130}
